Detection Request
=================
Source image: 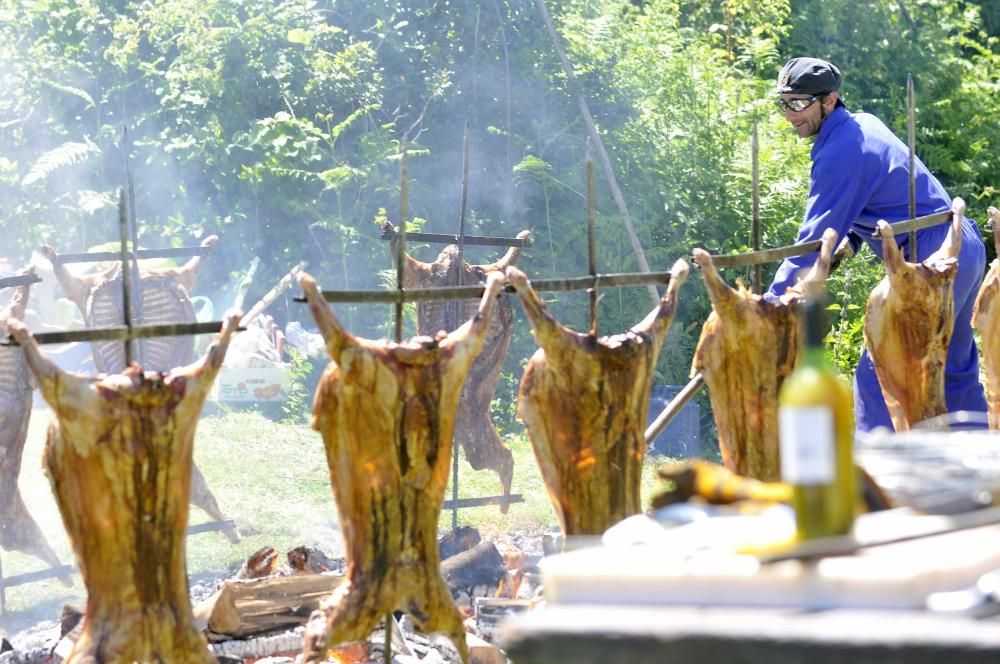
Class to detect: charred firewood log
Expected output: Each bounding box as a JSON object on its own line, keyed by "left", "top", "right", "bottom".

{"left": 382, "top": 221, "right": 529, "bottom": 511}
{"left": 506, "top": 259, "right": 689, "bottom": 536}
{"left": 0, "top": 266, "right": 69, "bottom": 580}
{"left": 299, "top": 271, "right": 506, "bottom": 664}
{"left": 691, "top": 229, "right": 838, "bottom": 481}
{"left": 42, "top": 238, "right": 239, "bottom": 543}
{"left": 5, "top": 312, "right": 241, "bottom": 664}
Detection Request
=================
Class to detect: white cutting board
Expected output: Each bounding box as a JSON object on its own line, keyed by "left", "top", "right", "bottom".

{"left": 542, "top": 510, "right": 1000, "bottom": 610}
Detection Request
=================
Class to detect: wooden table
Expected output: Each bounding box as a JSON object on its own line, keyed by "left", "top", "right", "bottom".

{"left": 501, "top": 603, "right": 1000, "bottom": 664}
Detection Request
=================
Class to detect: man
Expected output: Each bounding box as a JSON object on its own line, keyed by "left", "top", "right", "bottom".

{"left": 769, "top": 56, "right": 987, "bottom": 432}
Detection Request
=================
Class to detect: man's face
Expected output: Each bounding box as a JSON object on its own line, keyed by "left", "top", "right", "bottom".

{"left": 779, "top": 93, "right": 835, "bottom": 138}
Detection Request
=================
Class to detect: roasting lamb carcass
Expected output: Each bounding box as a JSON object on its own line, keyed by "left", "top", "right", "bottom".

{"left": 42, "top": 235, "right": 217, "bottom": 374}
{"left": 41, "top": 237, "right": 239, "bottom": 542}
{"left": 507, "top": 259, "right": 689, "bottom": 536}
{"left": 5, "top": 312, "right": 241, "bottom": 664}
{"left": 692, "top": 228, "right": 838, "bottom": 481}
{"left": 299, "top": 271, "right": 506, "bottom": 664}
{"left": 972, "top": 206, "right": 1000, "bottom": 428}
{"left": 864, "top": 200, "right": 965, "bottom": 431}
{"left": 0, "top": 267, "right": 69, "bottom": 578}
{"left": 382, "top": 221, "right": 529, "bottom": 510}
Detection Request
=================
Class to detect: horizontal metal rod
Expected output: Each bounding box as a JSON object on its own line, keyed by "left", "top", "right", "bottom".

{"left": 0, "top": 520, "right": 236, "bottom": 591}
{"left": 1, "top": 564, "right": 75, "bottom": 589}
{"left": 699, "top": 240, "right": 824, "bottom": 269}
{"left": 872, "top": 210, "right": 951, "bottom": 239}
{"left": 186, "top": 519, "right": 237, "bottom": 535}
{"left": 441, "top": 494, "right": 524, "bottom": 510}
{"left": 2, "top": 321, "right": 240, "bottom": 346}
{"left": 381, "top": 230, "right": 530, "bottom": 248}
{"left": 299, "top": 270, "right": 673, "bottom": 304}
{"left": 701, "top": 211, "right": 953, "bottom": 269}
{"left": 644, "top": 373, "right": 705, "bottom": 445}
{"left": 52, "top": 246, "right": 212, "bottom": 265}
{"left": 0, "top": 274, "right": 42, "bottom": 289}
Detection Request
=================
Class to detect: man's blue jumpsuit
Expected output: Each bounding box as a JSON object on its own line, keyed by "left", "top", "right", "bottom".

{"left": 768, "top": 105, "right": 987, "bottom": 432}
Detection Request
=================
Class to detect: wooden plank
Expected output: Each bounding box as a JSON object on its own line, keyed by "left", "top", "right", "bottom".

{"left": 195, "top": 573, "right": 344, "bottom": 639}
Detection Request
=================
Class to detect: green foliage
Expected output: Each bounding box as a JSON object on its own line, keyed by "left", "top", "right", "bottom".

{"left": 1, "top": 0, "right": 997, "bottom": 462}
{"left": 280, "top": 347, "right": 315, "bottom": 425}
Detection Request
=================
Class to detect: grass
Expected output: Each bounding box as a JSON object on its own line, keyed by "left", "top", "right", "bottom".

{"left": 0, "top": 405, "right": 674, "bottom": 631}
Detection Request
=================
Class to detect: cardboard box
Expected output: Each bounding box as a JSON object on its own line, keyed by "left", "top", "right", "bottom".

{"left": 212, "top": 367, "right": 290, "bottom": 402}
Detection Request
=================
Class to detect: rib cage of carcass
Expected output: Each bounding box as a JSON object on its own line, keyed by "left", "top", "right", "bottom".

{"left": 42, "top": 237, "right": 240, "bottom": 542}
{"left": 86, "top": 269, "right": 197, "bottom": 373}
{"left": 382, "top": 221, "right": 530, "bottom": 510}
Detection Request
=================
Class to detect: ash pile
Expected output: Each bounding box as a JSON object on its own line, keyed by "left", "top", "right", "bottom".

{"left": 0, "top": 527, "right": 550, "bottom": 664}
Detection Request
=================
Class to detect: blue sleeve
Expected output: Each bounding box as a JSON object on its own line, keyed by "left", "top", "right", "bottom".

{"left": 767, "top": 147, "right": 875, "bottom": 298}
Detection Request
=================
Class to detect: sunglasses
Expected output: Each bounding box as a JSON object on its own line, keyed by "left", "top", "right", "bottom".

{"left": 775, "top": 94, "right": 825, "bottom": 112}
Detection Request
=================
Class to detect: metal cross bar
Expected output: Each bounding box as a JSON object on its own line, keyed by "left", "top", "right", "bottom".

{"left": 380, "top": 228, "right": 530, "bottom": 249}
{"left": 51, "top": 246, "right": 213, "bottom": 265}
{"left": 2, "top": 321, "right": 240, "bottom": 346}
{"left": 872, "top": 210, "right": 951, "bottom": 239}
{"left": 300, "top": 270, "right": 675, "bottom": 305}
{"left": 441, "top": 494, "right": 525, "bottom": 510}
{"left": 700, "top": 210, "right": 953, "bottom": 270}
{"left": 0, "top": 519, "right": 237, "bottom": 614}
{"left": 0, "top": 274, "right": 42, "bottom": 289}
{"left": 696, "top": 240, "right": 825, "bottom": 269}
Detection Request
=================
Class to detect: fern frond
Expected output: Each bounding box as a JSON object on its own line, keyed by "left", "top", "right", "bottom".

{"left": 76, "top": 189, "right": 117, "bottom": 214}
{"left": 21, "top": 139, "right": 101, "bottom": 186}
{"left": 40, "top": 78, "right": 96, "bottom": 109}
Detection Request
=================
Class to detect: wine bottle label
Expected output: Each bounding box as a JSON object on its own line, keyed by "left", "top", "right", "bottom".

{"left": 779, "top": 406, "right": 835, "bottom": 484}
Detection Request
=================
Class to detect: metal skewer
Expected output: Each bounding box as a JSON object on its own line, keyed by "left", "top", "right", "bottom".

{"left": 51, "top": 246, "right": 213, "bottom": 264}
{"left": 0, "top": 274, "right": 42, "bottom": 290}
{"left": 116, "top": 188, "right": 135, "bottom": 365}
{"left": 380, "top": 231, "right": 529, "bottom": 248}
{"left": 301, "top": 270, "right": 676, "bottom": 305}
{"left": 644, "top": 373, "right": 705, "bottom": 446}
{"left": 751, "top": 123, "right": 762, "bottom": 294}
{"left": 872, "top": 210, "right": 951, "bottom": 239}
{"left": 2, "top": 321, "right": 242, "bottom": 347}
{"left": 586, "top": 140, "right": 598, "bottom": 336}
{"left": 907, "top": 74, "right": 918, "bottom": 261}
{"left": 451, "top": 123, "right": 471, "bottom": 531}
{"left": 125, "top": 127, "right": 146, "bottom": 365}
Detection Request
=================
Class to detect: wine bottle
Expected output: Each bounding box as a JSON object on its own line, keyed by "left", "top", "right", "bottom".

{"left": 778, "top": 290, "right": 857, "bottom": 540}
